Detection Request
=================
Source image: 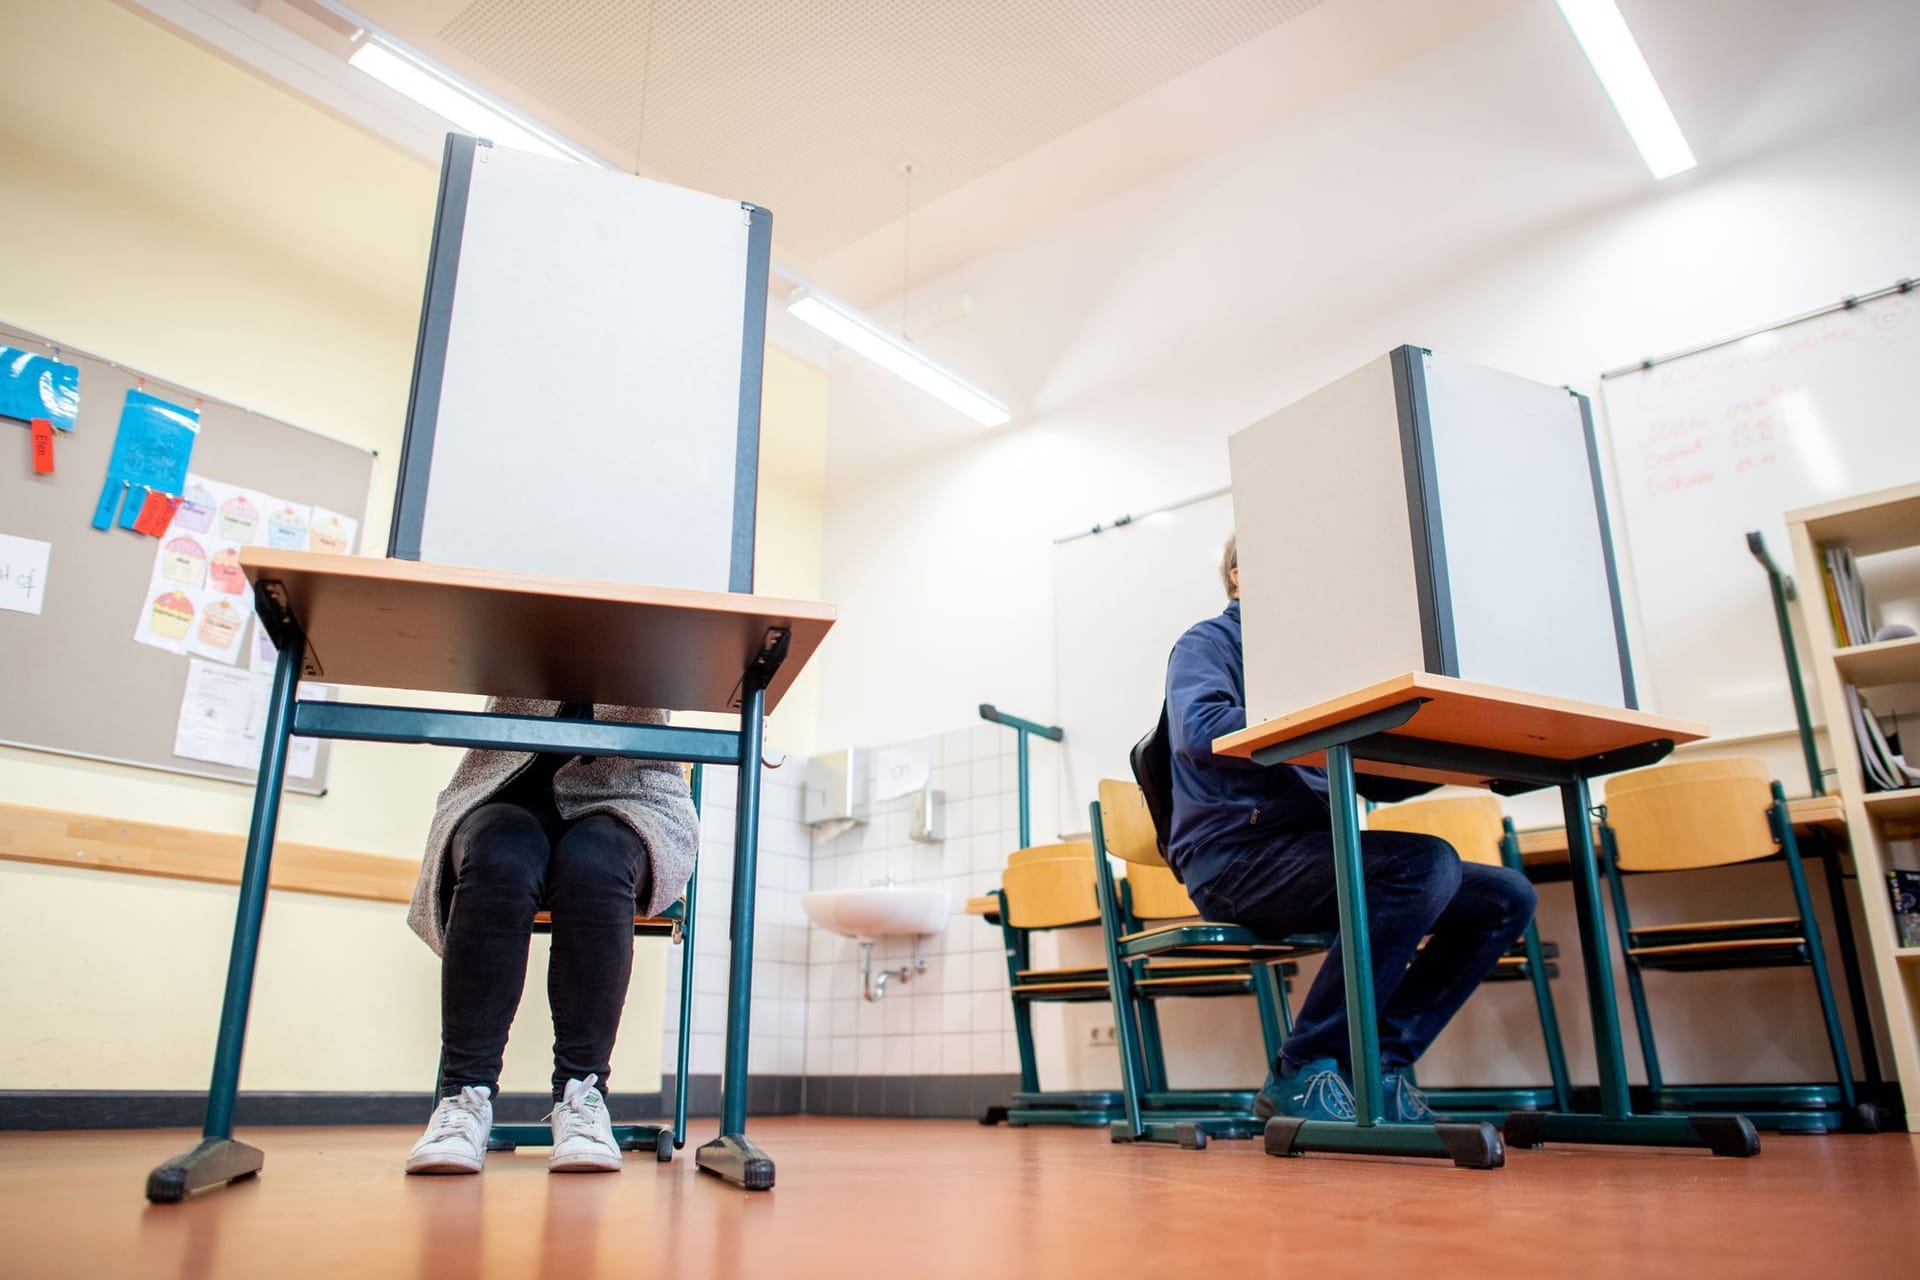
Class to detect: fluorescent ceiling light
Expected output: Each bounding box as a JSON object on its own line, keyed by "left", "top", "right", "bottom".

{"left": 347, "top": 40, "right": 595, "bottom": 165}
{"left": 786, "top": 287, "right": 1011, "bottom": 427}
{"left": 1553, "top": 0, "right": 1696, "bottom": 180}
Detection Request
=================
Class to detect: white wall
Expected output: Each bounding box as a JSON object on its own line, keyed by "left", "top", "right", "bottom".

{"left": 0, "top": 0, "right": 830, "bottom": 1097}
{"left": 812, "top": 0, "right": 1920, "bottom": 1085}
{"left": 815, "top": 0, "right": 1920, "bottom": 766}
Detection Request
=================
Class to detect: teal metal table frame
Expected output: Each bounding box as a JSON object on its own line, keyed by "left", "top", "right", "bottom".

{"left": 145, "top": 586, "right": 792, "bottom": 1202}
{"left": 1245, "top": 696, "right": 1762, "bottom": 1168}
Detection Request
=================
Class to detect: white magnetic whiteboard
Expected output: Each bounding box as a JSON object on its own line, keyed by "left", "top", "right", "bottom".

{"left": 1603, "top": 288, "right": 1920, "bottom": 738}
{"left": 394, "top": 136, "right": 769, "bottom": 592}
{"left": 1052, "top": 491, "right": 1234, "bottom": 832}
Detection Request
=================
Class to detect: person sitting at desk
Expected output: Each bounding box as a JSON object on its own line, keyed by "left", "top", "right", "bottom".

{"left": 1164, "top": 535, "right": 1536, "bottom": 1124}
{"left": 403, "top": 700, "right": 698, "bottom": 1175}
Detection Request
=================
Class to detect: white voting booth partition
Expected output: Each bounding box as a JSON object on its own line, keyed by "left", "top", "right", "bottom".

{"left": 391, "top": 135, "right": 771, "bottom": 592}
{"left": 1229, "top": 346, "right": 1633, "bottom": 725}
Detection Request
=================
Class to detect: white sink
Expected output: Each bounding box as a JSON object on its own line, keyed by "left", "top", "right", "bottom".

{"left": 801, "top": 887, "right": 950, "bottom": 940}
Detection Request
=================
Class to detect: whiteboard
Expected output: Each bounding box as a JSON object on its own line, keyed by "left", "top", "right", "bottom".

{"left": 1602, "top": 289, "right": 1920, "bottom": 738}
{"left": 394, "top": 136, "right": 769, "bottom": 593}
{"left": 1052, "top": 491, "right": 1234, "bottom": 833}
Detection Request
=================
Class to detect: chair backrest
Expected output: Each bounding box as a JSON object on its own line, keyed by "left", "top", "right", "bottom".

{"left": 1002, "top": 842, "right": 1100, "bottom": 929}
{"left": 1367, "top": 793, "right": 1506, "bottom": 867}
{"left": 1603, "top": 757, "right": 1778, "bottom": 873}
{"left": 1096, "top": 779, "right": 1170, "bottom": 869}
{"left": 1126, "top": 861, "right": 1201, "bottom": 921}
{"left": 1129, "top": 704, "right": 1176, "bottom": 858}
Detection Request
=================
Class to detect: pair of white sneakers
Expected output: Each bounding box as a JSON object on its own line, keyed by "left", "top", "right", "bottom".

{"left": 406, "top": 1075, "right": 623, "bottom": 1174}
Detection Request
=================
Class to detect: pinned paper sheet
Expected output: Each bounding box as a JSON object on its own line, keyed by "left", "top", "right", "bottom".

{"left": 173, "top": 658, "right": 333, "bottom": 779}
{"left": 308, "top": 506, "right": 358, "bottom": 555}
{"left": 136, "top": 473, "right": 317, "bottom": 660}
{"left": 93, "top": 390, "right": 198, "bottom": 531}
{"left": 0, "top": 533, "right": 53, "bottom": 615}
{"left": 0, "top": 347, "right": 80, "bottom": 431}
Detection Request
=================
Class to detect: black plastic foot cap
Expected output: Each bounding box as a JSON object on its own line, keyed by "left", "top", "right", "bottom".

{"left": 1690, "top": 1114, "right": 1761, "bottom": 1158}
{"left": 1436, "top": 1121, "right": 1506, "bottom": 1170}
{"left": 1502, "top": 1110, "right": 1546, "bottom": 1149}
{"left": 1263, "top": 1116, "right": 1305, "bottom": 1158}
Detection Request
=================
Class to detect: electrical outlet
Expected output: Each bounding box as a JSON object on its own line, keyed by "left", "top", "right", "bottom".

{"left": 1087, "top": 1025, "right": 1117, "bottom": 1047}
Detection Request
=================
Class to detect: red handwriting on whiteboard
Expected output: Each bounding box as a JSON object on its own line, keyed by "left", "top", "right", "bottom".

{"left": 1650, "top": 469, "right": 1715, "bottom": 494}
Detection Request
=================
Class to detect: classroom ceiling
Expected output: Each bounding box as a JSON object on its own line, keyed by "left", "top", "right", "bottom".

{"left": 346, "top": 0, "right": 1328, "bottom": 260}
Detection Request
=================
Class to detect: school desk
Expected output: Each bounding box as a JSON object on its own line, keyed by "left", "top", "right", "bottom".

{"left": 1211, "top": 672, "right": 1761, "bottom": 1166}
{"left": 145, "top": 550, "right": 833, "bottom": 1201}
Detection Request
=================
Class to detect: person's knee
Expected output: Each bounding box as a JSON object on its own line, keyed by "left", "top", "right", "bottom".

{"left": 452, "top": 803, "right": 549, "bottom": 889}
{"left": 550, "top": 814, "right": 644, "bottom": 902}
{"left": 1493, "top": 865, "right": 1538, "bottom": 925}
{"left": 1381, "top": 832, "right": 1463, "bottom": 905}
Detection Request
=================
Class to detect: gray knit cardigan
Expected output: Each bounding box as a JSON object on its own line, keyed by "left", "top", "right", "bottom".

{"left": 407, "top": 698, "right": 700, "bottom": 956}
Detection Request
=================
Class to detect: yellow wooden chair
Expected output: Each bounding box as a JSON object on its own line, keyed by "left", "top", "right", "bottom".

{"left": 1600, "top": 758, "right": 1868, "bottom": 1132}
{"left": 990, "top": 842, "right": 1130, "bottom": 1126}
{"left": 1092, "top": 779, "right": 1330, "bottom": 1148}
{"left": 1367, "top": 794, "right": 1572, "bottom": 1117}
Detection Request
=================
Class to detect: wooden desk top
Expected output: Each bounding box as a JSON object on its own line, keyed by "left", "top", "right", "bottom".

{"left": 240, "top": 549, "right": 835, "bottom": 715}
{"left": 1214, "top": 672, "right": 1707, "bottom": 787}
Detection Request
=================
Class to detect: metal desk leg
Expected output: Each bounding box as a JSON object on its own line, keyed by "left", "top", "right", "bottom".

{"left": 146, "top": 639, "right": 303, "bottom": 1203}
{"left": 697, "top": 678, "right": 776, "bottom": 1190}
{"left": 1502, "top": 775, "right": 1759, "bottom": 1157}
{"left": 1263, "top": 743, "right": 1504, "bottom": 1169}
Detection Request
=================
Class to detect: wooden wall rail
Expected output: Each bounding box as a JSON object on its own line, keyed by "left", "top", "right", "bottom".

{"left": 0, "top": 803, "right": 414, "bottom": 905}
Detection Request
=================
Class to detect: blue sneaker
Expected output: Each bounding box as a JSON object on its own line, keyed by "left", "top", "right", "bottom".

{"left": 1253, "top": 1058, "right": 1356, "bottom": 1123}
{"left": 1380, "top": 1071, "right": 1443, "bottom": 1123}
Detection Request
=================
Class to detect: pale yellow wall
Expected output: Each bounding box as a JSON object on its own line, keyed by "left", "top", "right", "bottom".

{"left": 0, "top": 0, "right": 827, "bottom": 1092}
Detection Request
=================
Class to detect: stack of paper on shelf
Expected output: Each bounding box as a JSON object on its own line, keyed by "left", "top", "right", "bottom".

{"left": 1847, "top": 684, "right": 1919, "bottom": 792}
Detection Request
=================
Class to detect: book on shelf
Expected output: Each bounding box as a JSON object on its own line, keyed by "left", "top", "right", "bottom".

{"left": 1847, "top": 683, "right": 1920, "bottom": 793}
{"left": 1821, "top": 546, "right": 1875, "bottom": 647}
{"left": 1890, "top": 870, "right": 1920, "bottom": 949}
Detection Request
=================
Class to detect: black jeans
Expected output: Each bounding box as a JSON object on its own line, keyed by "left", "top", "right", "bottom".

{"left": 438, "top": 797, "right": 652, "bottom": 1100}
{"left": 1183, "top": 827, "right": 1536, "bottom": 1073}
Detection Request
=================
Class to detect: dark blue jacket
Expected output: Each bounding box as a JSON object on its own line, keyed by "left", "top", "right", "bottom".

{"left": 1165, "top": 601, "right": 1429, "bottom": 875}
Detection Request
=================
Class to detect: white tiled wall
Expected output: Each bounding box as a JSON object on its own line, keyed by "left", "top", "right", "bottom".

{"left": 660, "top": 724, "right": 1060, "bottom": 1089}
{"left": 659, "top": 761, "right": 813, "bottom": 1081}
{"left": 803, "top": 725, "right": 1024, "bottom": 1079}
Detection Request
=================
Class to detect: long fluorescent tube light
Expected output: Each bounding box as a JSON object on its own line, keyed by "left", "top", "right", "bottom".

{"left": 347, "top": 39, "right": 598, "bottom": 166}
{"left": 1553, "top": 0, "right": 1696, "bottom": 180}
{"left": 786, "top": 287, "right": 1012, "bottom": 427}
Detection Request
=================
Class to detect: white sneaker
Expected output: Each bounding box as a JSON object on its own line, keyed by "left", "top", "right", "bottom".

{"left": 547, "top": 1075, "right": 622, "bottom": 1173}
{"left": 406, "top": 1085, "right": 493, "bottom": 1175}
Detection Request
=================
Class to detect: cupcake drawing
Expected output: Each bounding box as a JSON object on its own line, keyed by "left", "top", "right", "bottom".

{"left": 160, "top": 535, "right": 208, "bottom": 587}
{"left": 198, "top": 599, "right": 242, "bottom": 651}
{"left": 150, "top": 591, "right": 194, "bottom": 641}
{"left": 267, "top": 505, "right": 308, "bottom": 550}
{"left": 310, "top": 513, "right": 349, "bottom": 555}
{"left": 174, "top": 483, "right": 215, "bottom": 534}
{"left": 208, "top": 546, "right": 246, "bottom": 594}
{"left": 217, "top": 494, "right": 260, "bottom": 543}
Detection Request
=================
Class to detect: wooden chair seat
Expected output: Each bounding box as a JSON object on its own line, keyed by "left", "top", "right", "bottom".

{"left": 1630, "top": 916, "right": 1799, "bottom": 937}
{"left": 1010, "top": 979, "right": 1114, "bottom": 1001}
{"left": 1117, "top": 920, "right": 1332, "bottom": 963}
{"left": 1627, "top": 935, "right": 1810, "bottom": 973}
{"left": 531, "top": 906, "right": 680, "bottom": 937}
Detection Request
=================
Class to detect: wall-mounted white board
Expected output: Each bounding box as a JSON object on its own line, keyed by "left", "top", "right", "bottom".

{"left": 393, "top": 136, "right": 770, "bottom": 593}
{"left": 1602, "top": 288, "right": 1920, "bottom": 739}
{"left": 1052, "top": 490, "right": 1234, "bottom": 832}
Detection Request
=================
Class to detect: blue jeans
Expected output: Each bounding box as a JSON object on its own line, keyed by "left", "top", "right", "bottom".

{"left": 1183, "top": 827, "right": 1536, "bottom": 1072}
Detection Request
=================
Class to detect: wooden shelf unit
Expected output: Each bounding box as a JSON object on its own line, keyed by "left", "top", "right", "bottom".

{"left": 1788, "top": 480, "right": 1920, "bottom": 1131}
{"left": 1832, "top": 634, "right": 1920, "bottom": 686}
